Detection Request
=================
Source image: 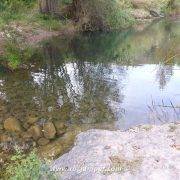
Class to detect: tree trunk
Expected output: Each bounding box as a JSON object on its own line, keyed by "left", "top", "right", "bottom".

{"left": 39, "top": 0, "right": 59, "bottom": 15}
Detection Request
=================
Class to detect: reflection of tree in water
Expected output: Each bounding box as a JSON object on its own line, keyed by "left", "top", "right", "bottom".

{"left": 153, "top": 21, "right": 178, "bottom": 89}
{"left": 70, "top": 62, "right": 126, "bottom": 123}
{"left": 0, "top": 42, "right": 127, "bottom": 125}
{"left": 38, "top": 42, "right": 127, "bottom": 123}
{"left": 1, "top": 19, "right": 179, "bottom": 124}
{"left": 156, "top": 65, "right": 173, "bottom": 90}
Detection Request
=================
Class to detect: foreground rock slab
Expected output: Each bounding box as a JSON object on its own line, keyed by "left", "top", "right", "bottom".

{"left": 51, "top": 123, "right": 180, "bottom": 180}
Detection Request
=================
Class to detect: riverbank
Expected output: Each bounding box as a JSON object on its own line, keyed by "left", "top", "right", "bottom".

{"left": 0, "top": 0, "right": 178, "bottom": 66}
{"left": 51, "top": 123, "right": 180, "bottom": 180}
{"left": 0, "top": 21, "right": 76, "bottom": 56}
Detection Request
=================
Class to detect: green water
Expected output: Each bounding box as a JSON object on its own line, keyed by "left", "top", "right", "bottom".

{"left": 0, "top": 19, "right": 179, "bottom": 160}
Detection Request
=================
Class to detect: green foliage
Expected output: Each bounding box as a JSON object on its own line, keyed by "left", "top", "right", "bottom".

{"left": 75, "top": 0, "right": 135, "bottom": 31}
{"left": 0, "top": 0, "right": 35, "bottom": 10}
{"left": 2, "top": 27, "right": 35, "bottom": 69}
{"left": 5, "top": 149, "right": 56, "bottom": 180}
{"left": 61, "top": 0, "right": 73, "bottom": 4}
{"left": 0, "top": 0, "right": 66, "bottom": 30}
{"left": 0, "top": 0, "right": 36, "bottom": 27}
{"left": 103, "top": 0, "right": 135, "bottom": 30}
{"left": 4, "top": 41, "right": 34, "bottom": 69}
{"left": 33, "top": 14, "right": 64, "bottom": 31}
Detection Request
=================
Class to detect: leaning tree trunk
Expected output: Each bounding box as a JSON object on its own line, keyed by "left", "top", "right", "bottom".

{"left": 39, "top": 0, "right": 59, "bottom": 15}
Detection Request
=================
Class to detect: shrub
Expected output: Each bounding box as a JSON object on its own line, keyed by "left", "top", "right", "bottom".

{"left": 0, "top": 0, "right": 36, "bottom": 25}
{"left": 5, "top": 149, "right": 56, "bottom": 180}
{"left": 74, "top": 0, "right": 135, "bottom": 31}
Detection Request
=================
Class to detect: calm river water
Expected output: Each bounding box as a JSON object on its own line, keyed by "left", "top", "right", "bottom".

{"left": 0, "top": 19, "right": 179, "bottom": 159}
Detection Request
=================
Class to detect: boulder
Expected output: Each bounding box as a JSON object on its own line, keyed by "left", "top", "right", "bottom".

{"left": 38, "top": 126, "right": 81, "bottom": 158}
{"left": 28, "top": 125, "right": 42, "bottom": 140}
{"left": 51, "top": 123, "right": 180, "bottom": 180}
{"left": 38, "top": 138, "right": 64, "bottom": 158}
{"left": 4, "top": 118, "right": 22, "bottom": 133}
{"left": 54, "top": 121, "right": 67, "bottom": 136}
{"left": 43, "top": 122, "right": 56, "bottom": 139}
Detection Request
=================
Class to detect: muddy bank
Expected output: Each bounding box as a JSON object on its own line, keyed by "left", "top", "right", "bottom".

{"left": 51, "top": 123, "right": 180, "bottom": 180}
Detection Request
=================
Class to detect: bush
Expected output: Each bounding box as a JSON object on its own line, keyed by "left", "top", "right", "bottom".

{"left": 0, "top": 0, "right": 35, "bottom": 11}
{"left": 74, "top": 0, "right": 135, "bottom": 31}
{"left": 5, "top": 149, "right": 56, "bottom": 180}
{"left": 105, "top": 1, "right": 135, "bottom": 30}
{"left": 0, "top": 0, "right": 36, "bottom": 25}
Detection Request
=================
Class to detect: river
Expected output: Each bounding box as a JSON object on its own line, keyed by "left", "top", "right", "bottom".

{"left": 0, "top": 19, "right": 179, "bottom": 159}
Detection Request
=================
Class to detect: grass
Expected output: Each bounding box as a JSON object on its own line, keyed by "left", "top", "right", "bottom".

{"left": 0, "top": 1, "right": 67, "bottom": 31}
{"left": 0, "top": 1, "right": 70, "bottom": 69}
{"left": 0, "top": 25, "right": 36, "bottom": 69}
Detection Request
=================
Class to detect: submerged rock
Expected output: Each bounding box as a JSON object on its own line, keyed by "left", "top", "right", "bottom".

{"left": 54, "top": 121, "right": 67, "bottom": 136}
{"left": 21, "top": 131, "right": 32, "bottom": 140}
{"left": 28, "top": 125, "right": 42, "bottom": 140}
{"left": 38, "top": 137, "right": 50, "bottom": 146}
{"left": 38, "top": 126, "right": 82, "bottom": 159}
{"left": 38, "top": 138, "right": 63, "bottom": 158}
{"left": 4, "top": 118, "right": 22, "bottom": 133}
{"left": 51, "top": 123, "right": 180, "bottom": 180}
{"left": 27, "top": 116, "right": 38, "bottom": 125}
{"left": 0, "top": 134, "right": 12, "bottom": 142}
{"left": 43, "top": 122, "right": 56, "bottom": 139}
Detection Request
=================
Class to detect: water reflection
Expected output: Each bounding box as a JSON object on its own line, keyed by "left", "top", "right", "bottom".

{"left": 0, "top": 19, "right": 179, "bottom": 159}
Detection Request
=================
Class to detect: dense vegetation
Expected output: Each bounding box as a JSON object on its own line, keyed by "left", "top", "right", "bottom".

{"left": 0, "top": 0, "right": 178, "bottom": 69}
{"left": 0, "top": 0, "right": 135, "bottom": 31}
{"left": 0, "top": 0, "right": 176, "bottom": 31}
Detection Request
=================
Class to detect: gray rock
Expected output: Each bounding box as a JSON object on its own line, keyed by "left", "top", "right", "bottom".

{"left": 51, "top": 123, "right": 180, "bottom": 180}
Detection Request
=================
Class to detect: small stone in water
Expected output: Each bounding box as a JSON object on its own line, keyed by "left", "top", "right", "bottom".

{"left": 4, "top": 118, "right": 22, "bottom": 133}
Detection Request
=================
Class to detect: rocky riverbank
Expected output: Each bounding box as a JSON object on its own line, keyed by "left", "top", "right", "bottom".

{"left": 51, "top": 123, "right": 180, "bottom": 180}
